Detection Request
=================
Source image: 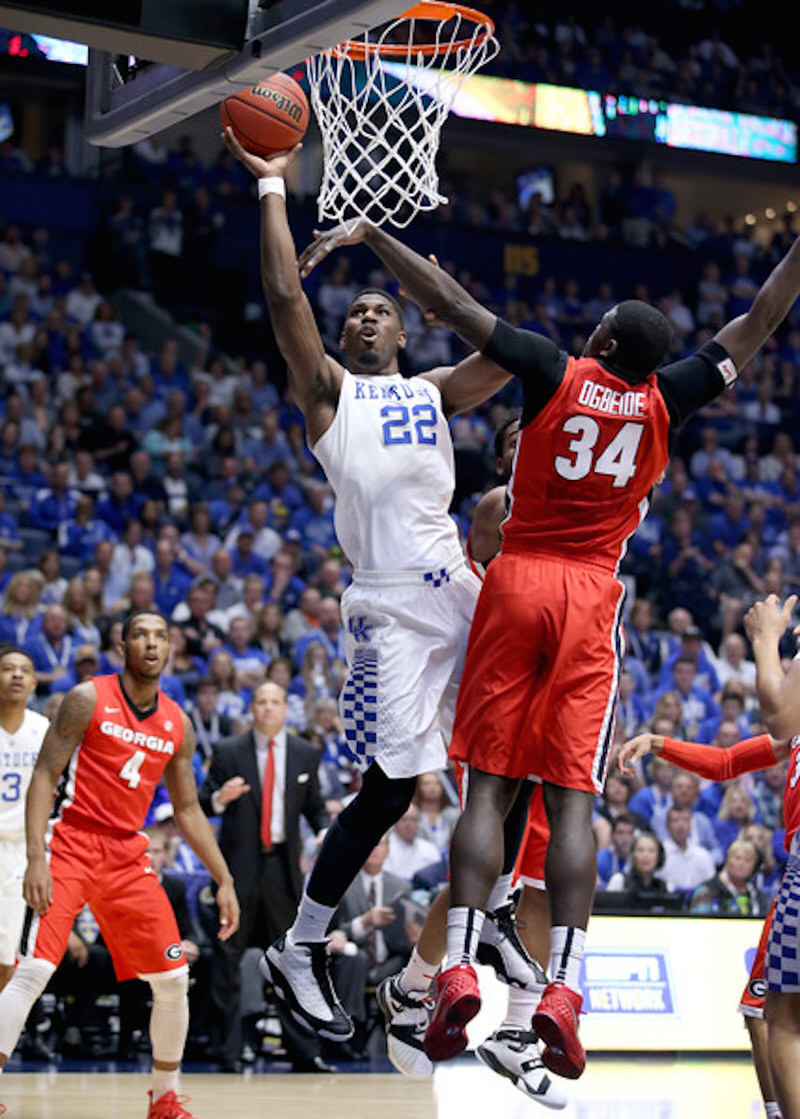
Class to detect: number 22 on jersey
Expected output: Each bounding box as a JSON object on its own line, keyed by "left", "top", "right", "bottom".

{"left": 554, "top": 417, "right": 644, "bottom": 488}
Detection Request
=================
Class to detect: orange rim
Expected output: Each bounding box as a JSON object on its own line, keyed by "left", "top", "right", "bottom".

{"left": 333, "top": 2, "right": 494, "bottom": 60}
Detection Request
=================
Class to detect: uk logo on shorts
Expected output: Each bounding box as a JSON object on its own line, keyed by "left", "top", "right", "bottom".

{"left": 165, "top": 943, "right": 183, "bottom": 961}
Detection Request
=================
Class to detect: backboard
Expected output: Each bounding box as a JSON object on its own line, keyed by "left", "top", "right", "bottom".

{"left": 0, "top": 0, "right": 406, "bottom": 146}
{"left": 84, "top": 0, "right": 405, "bottom": 147}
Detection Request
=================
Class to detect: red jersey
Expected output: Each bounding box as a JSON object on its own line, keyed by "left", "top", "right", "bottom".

{"left": 53, "top": 674, "right": 184, "bottom": 836}
{"left": 502, "top": 356, "right": 670, "bottom": 572}
{"left": 783, "top": 734, "right": 800, "bottom": 851}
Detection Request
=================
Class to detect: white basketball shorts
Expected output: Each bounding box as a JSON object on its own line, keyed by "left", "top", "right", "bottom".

{"left": 339, "top": 556, "right": 480, "bottom": 780}
{"left": 0, "top": 837, "right": 27, "bottom": 965}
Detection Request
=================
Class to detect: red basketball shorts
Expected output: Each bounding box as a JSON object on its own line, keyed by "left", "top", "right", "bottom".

{"left": 21, "top": 820, "right": 186, "bottom": 982}
{"left": 515, "top": 783, "right": 549, "bottom": 889}
{"left": 739, "top": 900, "right": 774, "bottom": 1019}
{"left": 450, "top": 552, "right": 625, "bottom": 793}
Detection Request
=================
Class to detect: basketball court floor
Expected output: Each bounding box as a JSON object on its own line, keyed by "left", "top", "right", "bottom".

{"left": 0, "top": 1055, "right": 769, "bottom": 1119}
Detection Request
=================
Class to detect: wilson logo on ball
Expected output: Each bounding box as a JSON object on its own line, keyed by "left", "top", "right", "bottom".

{"left": 249, "top": 85, "right": 305, "bottom": 124}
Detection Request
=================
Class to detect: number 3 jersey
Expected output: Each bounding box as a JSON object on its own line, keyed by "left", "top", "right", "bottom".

{"left": 312, "top": 370, "right": 462, "bottom": 572}
{"left": 53, "top": 674, "right": 184, "bottom": 835}
{"left": 0, "top": 708, "right": 49, "bottom": 841}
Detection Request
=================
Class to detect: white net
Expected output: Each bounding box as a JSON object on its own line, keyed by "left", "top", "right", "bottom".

{"left": 306, "top": 3, "right": 499, "bottom": 229}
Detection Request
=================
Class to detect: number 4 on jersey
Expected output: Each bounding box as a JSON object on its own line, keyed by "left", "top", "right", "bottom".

{"left": 119, "top": 749, "right": 146, "bottom": 789}
{"left": 555, "top": 417, "right": 644, "bottom": 488}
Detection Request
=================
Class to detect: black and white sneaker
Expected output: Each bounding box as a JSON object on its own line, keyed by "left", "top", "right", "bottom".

{"left": 260, "top": 934, "right": 354, "bottom": 1040}
{"left": 476, "top": 904, "right": 549, "bottom": 989}
{"left": 476, "top": 1028, "right": 567, "bottom": 1109}
{"left": 376, "top": 975, "right": 434, "bottom": 1079}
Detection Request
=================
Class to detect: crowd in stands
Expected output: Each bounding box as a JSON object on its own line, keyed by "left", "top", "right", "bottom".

{"left": 480, "top": 0, "right": 800, "bottom": 122}
{"left": 3, "top": 76, "right": 800, "bottom": 1059}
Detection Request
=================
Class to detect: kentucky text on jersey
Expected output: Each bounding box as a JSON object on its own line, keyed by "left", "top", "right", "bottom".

{"left": 1, "top": 750, "right": 38, "bottom": 768}
{"left": 353, "top": 380, "right": 435, "bottom": 403}
{"left": 99, "top": 720, "right": 175, "bottom": 756}
{"left": 577, "top": 378, "right": 646, "bottom": 417}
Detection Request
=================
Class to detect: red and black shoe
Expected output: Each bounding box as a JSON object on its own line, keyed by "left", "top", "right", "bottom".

{"left": 423, "top": 962, "right": 481, "bottom": 1063}
{"left": 146, "top": 1090, "right": 195, "bottom": 1118}
{"left": 532, "top": 981, "right": 586, "bottom": 1080}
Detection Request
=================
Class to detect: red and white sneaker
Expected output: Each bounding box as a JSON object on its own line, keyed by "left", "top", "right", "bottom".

{"left": 532, "top": 981, "right": 586, "bottom": 1080}
{"left": 423, "top": 963, "right": 481, "bottom": 1063}
{"left": 147, "top": 1090, "right": 195, "bottom": 1118}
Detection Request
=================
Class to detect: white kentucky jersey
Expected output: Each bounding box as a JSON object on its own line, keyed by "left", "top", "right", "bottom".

{"left": 312, "top": 370, "right": 462, "bottom": 572}
{"left": 0, "top": 708, "right": 48, "bottom": 841}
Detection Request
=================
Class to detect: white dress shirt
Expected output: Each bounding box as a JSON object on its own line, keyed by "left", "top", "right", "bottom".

{"left": 211, "top": 726, "right": 287, "bottom": 845}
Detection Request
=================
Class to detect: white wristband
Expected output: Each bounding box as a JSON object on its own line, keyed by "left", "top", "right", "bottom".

{"left": 258, "top": 176, "right": 286, "bottom": 200}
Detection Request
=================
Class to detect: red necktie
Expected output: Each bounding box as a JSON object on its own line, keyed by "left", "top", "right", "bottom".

{"left": 260, "top": 738, "right": 275, "bottom": 850}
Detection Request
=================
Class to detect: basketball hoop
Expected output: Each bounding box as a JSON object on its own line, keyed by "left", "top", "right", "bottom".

{"left": 305, "top": 2, "right": 498, "bottom": 229}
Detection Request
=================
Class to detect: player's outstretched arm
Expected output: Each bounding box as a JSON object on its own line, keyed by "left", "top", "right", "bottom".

{"left": 222, "top": 128, "right": 342, "bottom": 444}
{"left": 714, "top": 235, "right": 800, "bottom": 371}
{"left": 745, "top": 593, "right": 800, "bottom": 740}
{"left": 24, "top": 681, "right": 95, "bottom": 914}
{"left": 617, "top": 729, "right": 788, "bottom": 781}
{"left": 165, "top": 715, "right": 240, "bottom": 939}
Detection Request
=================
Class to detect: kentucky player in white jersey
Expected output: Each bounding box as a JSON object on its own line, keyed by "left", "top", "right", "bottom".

{"left": 0, "top": 646, "right": 47, "bottom": 993}
{"left": 223, "top": 129, "right": 511, "bottom": 1038}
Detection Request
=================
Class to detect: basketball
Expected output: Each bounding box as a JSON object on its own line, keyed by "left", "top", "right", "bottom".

{"left": 220, "top": 73, "right": 309, "bottom": 157}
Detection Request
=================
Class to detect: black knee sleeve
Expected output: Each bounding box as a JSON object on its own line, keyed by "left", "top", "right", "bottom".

{"left": 306, "top": 763, "right": 417, "bottom": 907}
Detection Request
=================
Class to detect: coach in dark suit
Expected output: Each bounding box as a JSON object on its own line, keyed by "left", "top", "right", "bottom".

{"left": 199, "top": 680, "right": 330, "bottom": 1071}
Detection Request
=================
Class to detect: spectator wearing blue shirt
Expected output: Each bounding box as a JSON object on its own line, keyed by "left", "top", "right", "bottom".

{"left": 624, "top": 598, "right": 661, "bottom": 676}
{"left": 0, "top": 543, "right": 10, "bottom": 599}
{"left": 24, "top": 603, "right": 76, "bottom": 696}
{"left": 241, "top": 408, "right": 293, "bottom": 472}
{"left": 708, "top": 491, "right": 751, "bottom": 557}
{"left": 267, "top": 549, "right": 306, "bottom": 616}
{"left": 58, "top": 494, "right": 117, "bottom": 563}
{"left": 252, "top": 459, "right": 306, "bottom": 518}
{"left": 661, "top": 508, "right": 715, "bottom": 629}
{"left": 696, "top": 720, "right": 744, "bottom": 818}
{"left": 0, "top": 489, "right": 21, "bottom": 551}
{"left": 651, "top": 657, "right": 718, "bottom": 739}
{"left": 152, "top": 537, "right": 193, "bottom": 616}
{"left": 95, "top": 471, "right": 143, "bottom": 535}
{"left": 713, "top": 784, "right": 757, "bottom": 856}
{"left": 292, "top": 597, "right": 345, "bottom": 669}
{"left": 696, "top": 685, "right": 751, "bottom": 745}
{"left": 10, "top": 444, "right": 48, "bottom": 505}
{"left": 616, "top": 668, "right": 648, "bottom": 738}
{"left": 657, "top": 625, "right": 720, "bottom": 696}
{"left": 222, "top": 616, "right": 270, "bottom": 691}
{"left": 290, "top": 481, "right": 337, "bottom": 563}
{"left": 28, "top": 461, "right": 79, "bottom": 534}
{"left": 228, "top": 529, "right": 270, "bottom": 580}
{"left": 596, "top": 814, "right": 636, "bottom": 888}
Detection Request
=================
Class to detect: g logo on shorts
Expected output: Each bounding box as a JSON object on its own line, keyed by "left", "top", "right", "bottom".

{"left": 165, "top": 943, "right": 183, "bottom": 961}
{"left": 749, "top": 978, "right": 766, "bottom": 999}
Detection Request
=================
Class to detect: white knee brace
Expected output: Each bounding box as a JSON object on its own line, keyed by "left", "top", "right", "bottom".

{"left": 145, "top": 967, "right": 190, "bottom": 1065}
{"left": 0, "top": 957, "right": 55, "bottom": 1060}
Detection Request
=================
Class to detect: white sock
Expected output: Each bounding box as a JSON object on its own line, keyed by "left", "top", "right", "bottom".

{"left": 549, "top": 926, "right": 586, "bottom": 993}
{"left": 445, "top": 907, "right": 485, "bottom": 970}
{"left": 151, "top": 1066, "right": 179, "bottom": 1101}
{"left": 765, "top": 1102, "right": 782, "bottom": 1119}
{"left": 487, "top": 873, "right": 513, "bottom": 914}
{"left": 289, "top": 895, "right": 336, "bottom": 944}
{"left": 398, "top": 948, "right": 439, "bottom": 995}
{"left": 501, "top": 983, "right": 544, "bottom": 1031}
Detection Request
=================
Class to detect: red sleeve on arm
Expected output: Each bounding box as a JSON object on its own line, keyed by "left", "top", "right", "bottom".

{"left": 660, "top": 734, "right": 777, "bottom": 780}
